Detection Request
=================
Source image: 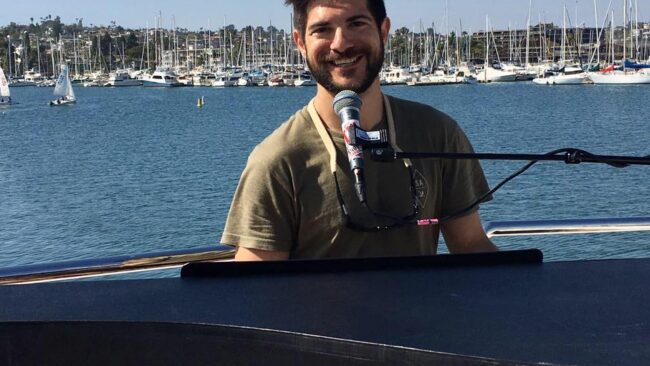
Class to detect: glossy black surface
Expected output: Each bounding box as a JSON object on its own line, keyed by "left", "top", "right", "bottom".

{"left": 1, "top": 251, "right": 648, "bottom": 365}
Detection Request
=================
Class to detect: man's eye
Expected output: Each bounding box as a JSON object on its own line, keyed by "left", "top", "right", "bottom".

{"left": 312, "top": 27, "right": 328, "bottom": 34}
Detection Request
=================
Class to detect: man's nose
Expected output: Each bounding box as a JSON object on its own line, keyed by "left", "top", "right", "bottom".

{"left": 331, "top": 27, "right": 354, "bottom": 53}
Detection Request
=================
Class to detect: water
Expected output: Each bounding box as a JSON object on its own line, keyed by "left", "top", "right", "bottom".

{"left": 1, "top": 83, "right": 649, "bottom": 271}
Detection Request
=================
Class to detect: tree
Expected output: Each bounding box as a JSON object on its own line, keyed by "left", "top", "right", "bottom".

{"left": 51, "top": 16, "right": 63, "bottom": 37}
{"left": 125, "top": 32, "right": 138, "bottom": 49}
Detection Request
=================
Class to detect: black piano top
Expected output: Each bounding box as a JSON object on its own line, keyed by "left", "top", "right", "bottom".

{"left": 0, "top": 250, "right": 648, "bottom": 365}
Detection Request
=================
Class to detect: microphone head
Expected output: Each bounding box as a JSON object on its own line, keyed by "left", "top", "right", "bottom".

{"left": 332, "top": 90, "right": 362, "bottom": 115}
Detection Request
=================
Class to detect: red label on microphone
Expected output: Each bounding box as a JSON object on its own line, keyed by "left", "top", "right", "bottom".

{"left": 342, "top": 119, "right": 359, "bottom": 145}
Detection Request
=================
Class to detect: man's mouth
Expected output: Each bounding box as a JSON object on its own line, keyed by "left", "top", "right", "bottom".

{"left": 331, "top": 56, "right": 361, "bottom": 67}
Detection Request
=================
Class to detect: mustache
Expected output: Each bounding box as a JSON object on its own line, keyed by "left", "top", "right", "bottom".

{"left": 317, "top": 48, "right": 370, "bottom": 63}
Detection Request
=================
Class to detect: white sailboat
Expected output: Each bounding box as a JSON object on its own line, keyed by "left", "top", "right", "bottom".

{"left": 587, "top": 0, "right": 650, "bottom": 85}
{"left": 49, "top": 65, "right": 76, "bottom": 106}
{"left": 480, "top": 16, "right": 518, "bottom": 83}
{"left": 588, "top": 65, "right": 650, "bottom": 84}
{"left": 0, "top": 65, "right": 13, "bottom": 105}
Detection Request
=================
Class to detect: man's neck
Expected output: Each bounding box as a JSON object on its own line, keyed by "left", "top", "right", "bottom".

{"left": 313, "top": 79, "right": 384, "bottom": 132}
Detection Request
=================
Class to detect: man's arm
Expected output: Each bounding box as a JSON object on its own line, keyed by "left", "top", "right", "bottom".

{"left": 440, "top": 211, "right": 498, "bottom": 254}
{"left": 234, "top": 247, "right": 290, "bottom": 261}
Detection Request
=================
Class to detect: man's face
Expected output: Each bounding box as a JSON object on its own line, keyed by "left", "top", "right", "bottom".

{"left": 295, "top": 0, "right": 389, "bottom": 95}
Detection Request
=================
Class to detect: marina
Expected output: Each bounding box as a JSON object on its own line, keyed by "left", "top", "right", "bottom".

{"left": 3, "top": 1, "right": 650, "bottom": 89}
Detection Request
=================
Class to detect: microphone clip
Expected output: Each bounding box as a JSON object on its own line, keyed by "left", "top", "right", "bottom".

{"left": 348, "top": 126, "right": 389, "bottom": 148}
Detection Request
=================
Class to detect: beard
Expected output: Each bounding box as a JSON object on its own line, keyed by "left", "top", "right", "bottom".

{"left": 306, "top": 42, "right": 384, "bottom": 95}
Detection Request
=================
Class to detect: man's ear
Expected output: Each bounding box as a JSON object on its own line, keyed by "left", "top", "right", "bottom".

{"left": 293, "top": 30, "right": 307, "bottom": 59}
{"left": 381, "top": 17, "right": 391, "bottom": 45}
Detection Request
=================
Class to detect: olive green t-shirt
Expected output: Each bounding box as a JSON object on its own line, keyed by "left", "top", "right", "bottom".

{"left": 221, "top": 95, "right": 491, "bottom": 259}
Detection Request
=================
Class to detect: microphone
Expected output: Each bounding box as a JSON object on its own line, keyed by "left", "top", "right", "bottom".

{"left": 333, "top": 90, "right": 366, "bottom": 204}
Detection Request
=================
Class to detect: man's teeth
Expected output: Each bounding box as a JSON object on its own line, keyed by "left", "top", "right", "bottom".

{"left": 334, "top": 57, "right": 358, "bottom": 66}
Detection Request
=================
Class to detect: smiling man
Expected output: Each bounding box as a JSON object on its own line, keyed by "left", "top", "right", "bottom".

{"left": 221, "top": 0, "right": 498, "bottom": 261}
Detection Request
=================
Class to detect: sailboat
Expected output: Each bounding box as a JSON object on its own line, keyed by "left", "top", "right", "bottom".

{"left": 0, "top": 65, "right": 13, "bottom": 105}
{"left": 587, "top": 0, "right": 650, "bottom": 85}
{"left": 49, "top": 64, "right": 76, "bottom": 106}
{"left": 532, "top": 5, "right": 588, "bottom": 85}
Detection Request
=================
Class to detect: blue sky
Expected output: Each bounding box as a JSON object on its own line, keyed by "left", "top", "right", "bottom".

{"left": 1, "top": 0, "right": 647, "bottom": 32}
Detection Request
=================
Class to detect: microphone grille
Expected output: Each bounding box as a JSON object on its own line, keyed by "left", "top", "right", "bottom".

{"left": 332, "top": 90, "right": 362, "bottom": 114}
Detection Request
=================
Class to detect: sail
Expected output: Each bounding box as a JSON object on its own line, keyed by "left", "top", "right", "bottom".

{"left": 0, "top": 66, "right": 9, "bottom": 97}
{"left": 66, "top": 72, "right": 76, "bottom": 99}
{"left": 53, "top": 65, "right": 70, "bottom": 97}
{"left": 600, "top": 64, "right": 616, "bottom": 73}
{"left": 624, "top": 59, "right": 650, "bottom": 70}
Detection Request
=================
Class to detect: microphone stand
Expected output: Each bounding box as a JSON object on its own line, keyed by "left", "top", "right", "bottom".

{"left": 369, "top": 146, "right": 649, "bottom": 222}
{"left": 371, "top": 147, "right": 650, "bottom": 167}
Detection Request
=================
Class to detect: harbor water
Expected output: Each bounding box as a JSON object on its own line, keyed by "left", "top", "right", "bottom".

{"left": 1, "top": 83, "right": 649, "bottom": 272}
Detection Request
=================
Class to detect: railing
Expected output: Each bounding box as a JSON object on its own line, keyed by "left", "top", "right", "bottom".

{"left": 0, "top": 246, "right": 235, "bottom": 285}
{"left": 1, "top": 217, "right": 649, "bottom": 285}
{"left": 484, "top": 217, "right": 650, "bottom": 238}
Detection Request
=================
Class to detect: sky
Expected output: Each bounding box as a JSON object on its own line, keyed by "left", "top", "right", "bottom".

{"left": 1, "top": 0, "right": 648, "bottom": 33}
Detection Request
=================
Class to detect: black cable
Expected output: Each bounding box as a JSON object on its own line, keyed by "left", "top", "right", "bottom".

{"left": 439, "top": 148, "right": 650, "bottom": 223}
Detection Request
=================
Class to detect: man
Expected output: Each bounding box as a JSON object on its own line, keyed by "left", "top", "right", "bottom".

{"left": 222, "top": 0, "right": 498, "bottom": 261}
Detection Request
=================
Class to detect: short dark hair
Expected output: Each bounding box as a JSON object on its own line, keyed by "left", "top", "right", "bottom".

{"left": 285, "top": 0, "right": 387, "bottom": 38}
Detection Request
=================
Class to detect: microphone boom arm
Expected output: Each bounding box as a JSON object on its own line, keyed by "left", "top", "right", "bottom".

{"left": 371, "top": 147, "right": 650, "bottom": 168}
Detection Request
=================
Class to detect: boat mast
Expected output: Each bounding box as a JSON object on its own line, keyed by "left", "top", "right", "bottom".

{"left": 525, "top": 0, "right": 531, "bottom": 68}
{"left": 484, "top": 15, "right": 489, "bottom": 82}
{"left": 108, "top": 42, "right": 112, "bottom": 72}
{"left": 173, "top": 16, "right": 177, "bottom": 68}
{"left": 36, "top": 35, "right": 42, "bottom": 76}
{"left": 623, "top": 0, "right": 626, "bottom": 62}
{"left": 611, "top": 10, "right": 615, "bottom": 64}
{"left": 594, "top": 0, "right": 600, "bottom": 64}
{"left": 73, "top": 33, "right": 78, "bottom": 78}
{"left": 6, "top": 35, "right": 11, "bottom": 78}
{"left": 270, "top": 21, "right": 274, "bottom": 70}
{"left": 208, "top": 18, "right": 212, "bottom": 69}
{"left": 50, "top": 40, "right": 56, "bottom": 78}
{"left": 251, "top": 27, "right": 257, "bottom": 70}
{"left": 146, "top": 22, "right": 150, "bottom": 70}
{"left": 154, "top": 16, "right": 158, "bottom": 67}
{"left": 223, "top": 17, "right": 227, "bottom": 68}
{"left": 508, "top": 22, "right": 512, "bottom": 63}
{"left": 457, "top": 20, "right": 462, "bottom": 67}
{"left": 633, "top": 0, "right": 638, "bottom": 60}
{"left": 575, "top": 2, "right": 580, "bottom": 63}
{"left": 159, "top": 15, "right": 163, "bottom": 67}
{"left": 562, "top": 4, "right": 566, "bottom": 64}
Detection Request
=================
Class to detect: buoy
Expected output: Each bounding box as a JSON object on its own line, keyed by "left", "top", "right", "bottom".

{"left": 197, "top": 97, "right": 203, "bottom": 108}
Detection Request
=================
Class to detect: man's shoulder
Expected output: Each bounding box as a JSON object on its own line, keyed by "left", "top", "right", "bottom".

{"left": 248, "top": 105, "right": 317, "bottom": 165}
{"left": 385, "top": 94, "right": 460, "bottom": 131}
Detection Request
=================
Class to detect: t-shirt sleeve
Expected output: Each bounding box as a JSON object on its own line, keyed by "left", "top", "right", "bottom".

{"left": 440, "top": 124, "right": 492, "bottom": 218}
{"left": 220, "top": 146, "right": 296, "bottom": 252}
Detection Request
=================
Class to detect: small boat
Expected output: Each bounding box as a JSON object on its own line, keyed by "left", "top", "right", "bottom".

{"left": 532, "top": 66, "right": 588, "bottom": 85}
{"left": 294, "top": 72, "right": 316, "bottom": 87}
{"left": 479, "top": 66, "right": 519, "bottom": 83}
{"left": 49, "top": 64, "right": 76, "bottom": 106}
{"left": 0, "top": 65, "right": 14, "bottom": 105}
{"left": 267, "top": 74, "right": 285, "bottom": 87}
{"left": 212, "top": 75, "right": 238, "bottom": 87}
{"left": 142, "top": 67, "right": 183, "bottom": 87}
{"left": 104, "top": 69, "right": 142, "bottom": 87}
